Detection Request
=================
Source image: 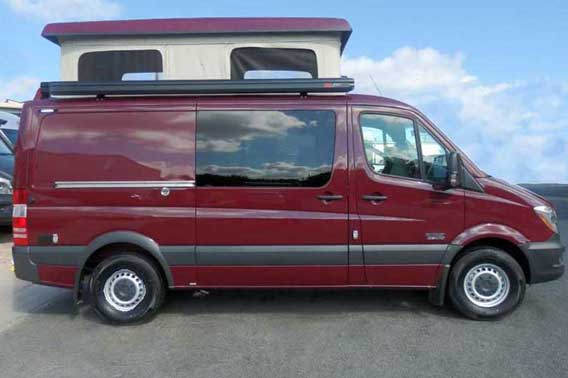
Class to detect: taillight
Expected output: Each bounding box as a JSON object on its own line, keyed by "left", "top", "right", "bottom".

{"left": 12, "top": 189, "right": 28, "bottom": 246}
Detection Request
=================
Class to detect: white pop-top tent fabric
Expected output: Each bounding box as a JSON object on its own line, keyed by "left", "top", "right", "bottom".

{"left": 42, "top": 18, "right": 352, "bottom": 82}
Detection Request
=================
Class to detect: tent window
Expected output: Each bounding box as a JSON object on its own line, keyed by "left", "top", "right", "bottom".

{"left": 231, "top": 48, "right": 318, "bottom": 80}
{"left": 78, "top": 50, "right": 163, "bottom": 82}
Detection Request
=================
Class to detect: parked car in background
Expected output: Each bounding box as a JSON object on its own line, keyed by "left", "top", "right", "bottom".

{"left": 0, "top": 134, "right": 13, "bottom": 225}
{"left": 0, "top": 111, "right": 20, "bottom": 146}
{"left": 0, "top": 171, "right": 13, "bottom": 226}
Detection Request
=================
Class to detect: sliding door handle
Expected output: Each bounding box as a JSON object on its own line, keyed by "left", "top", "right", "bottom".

{"left": 317, "top": 194, "right": 344, "bottom": 202}
{"left": 362, "top": 194, "right": 388, "bottom": 202}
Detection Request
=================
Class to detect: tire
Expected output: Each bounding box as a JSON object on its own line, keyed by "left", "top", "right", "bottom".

{"left": 448, "top": 246, "right": 526, "bottom": 320}
{"left": 89, "top": 253, "right": 165, "bottom": 324}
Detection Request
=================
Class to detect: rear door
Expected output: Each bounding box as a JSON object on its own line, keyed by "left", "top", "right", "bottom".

{"left": 350, "top": 106, "right": 465, "bottom": 287}
{"left": 195, "top": 97, "right": 349, "bottom": 286}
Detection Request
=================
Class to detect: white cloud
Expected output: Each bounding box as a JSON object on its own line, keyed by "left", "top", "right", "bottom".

{"left": 0, "top": 76, "right": 40, "bottom": 102}
{"left": 342, "top": 47, "right": 568, "bottom": 183}
{"left": 4, "top": 0, "right": 121, "bottom": 22}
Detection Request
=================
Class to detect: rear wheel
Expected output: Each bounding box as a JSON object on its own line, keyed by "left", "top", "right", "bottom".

{"left": 89, "top": 253, "right": 165, "bottom": 324}
{"left": 448, "top": 246, "right": 526, "bottom": 320}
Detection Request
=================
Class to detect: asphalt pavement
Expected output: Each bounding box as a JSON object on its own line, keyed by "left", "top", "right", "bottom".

{"left": 0, "top": 187, "right": 566, "bottom": 378}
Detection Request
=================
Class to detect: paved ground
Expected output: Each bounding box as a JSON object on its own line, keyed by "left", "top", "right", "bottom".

{"left": 0, "top": 188, "right": 566, "bottom": 378}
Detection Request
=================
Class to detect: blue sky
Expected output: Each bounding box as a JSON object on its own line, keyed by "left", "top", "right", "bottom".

{"left": 1, "top": 0, "right": 567, "bottom": 183}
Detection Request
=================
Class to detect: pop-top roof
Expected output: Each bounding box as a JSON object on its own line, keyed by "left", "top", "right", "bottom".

{"left": 42, "top": 17, "right": 352, "bottom": 52}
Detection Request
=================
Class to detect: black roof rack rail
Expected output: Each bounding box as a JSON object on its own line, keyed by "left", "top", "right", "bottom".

{"left": 40, "top": 78, "right": 355, "bottom": 98}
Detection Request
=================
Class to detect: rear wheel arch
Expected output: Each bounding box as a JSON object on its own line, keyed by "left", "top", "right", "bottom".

{"left": 75, "top": 232, "right": 173, "bottom": 300}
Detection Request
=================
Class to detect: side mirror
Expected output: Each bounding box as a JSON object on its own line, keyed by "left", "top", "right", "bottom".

{"left": 433, "top": 151, "right": 461, "bottom": 191}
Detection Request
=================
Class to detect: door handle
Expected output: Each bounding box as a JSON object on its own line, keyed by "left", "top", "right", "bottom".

{"left": 362, "top": 194, "right": 388, "bottom": 202}
{"left": 317, "top": 194, "right": 344, "bottom": 202}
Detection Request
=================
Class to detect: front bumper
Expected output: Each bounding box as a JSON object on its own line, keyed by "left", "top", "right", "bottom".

{"left": 12, "top": 246, "right": 40, "bottom": 284}
{"left": 523, "top": 234, "right": 565, "bottom": 284}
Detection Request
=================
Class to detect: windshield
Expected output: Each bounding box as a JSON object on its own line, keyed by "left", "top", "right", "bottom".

{"left": 0, "top": 111, "right": 19, "bottom": 146}
{"left": 0, "top": 136, "right": 12, "bottom": 154}
{"left": 1, "top": 129, "right": 17, "bottom": 145}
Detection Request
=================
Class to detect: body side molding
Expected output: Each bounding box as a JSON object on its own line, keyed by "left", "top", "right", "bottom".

{"left": 363, "top": 244, "right": 448, "bottom": 265}
{"left": 196, "top": 245, "right": 348, "bottom": 266}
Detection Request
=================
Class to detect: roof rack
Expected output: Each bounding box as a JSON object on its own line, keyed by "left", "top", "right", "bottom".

{"left": 40, "top": 78, "right": 355, "bottom": 98}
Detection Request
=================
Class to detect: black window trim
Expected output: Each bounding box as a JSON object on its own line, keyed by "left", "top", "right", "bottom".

{"left": 196, "top": 109, "right": 337, "bottom": 189}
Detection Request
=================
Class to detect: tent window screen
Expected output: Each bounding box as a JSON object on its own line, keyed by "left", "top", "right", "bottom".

{"left": 78, "top": 50, "right": 163, "bottom": 82}
{"left": 230, "top": 47, "right": 318, "bottom": 80}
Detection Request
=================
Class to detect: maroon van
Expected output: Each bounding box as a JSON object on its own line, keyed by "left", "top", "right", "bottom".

{"left": 11, "top": 19, "right": 565, "bottom": 324}
{"left": 11, "top": 77, "right": 564, "bottom": 323}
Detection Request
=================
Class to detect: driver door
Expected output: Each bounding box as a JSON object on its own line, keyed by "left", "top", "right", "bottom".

{"left": 350, "top": 107, "right": 465, "bottom": 286}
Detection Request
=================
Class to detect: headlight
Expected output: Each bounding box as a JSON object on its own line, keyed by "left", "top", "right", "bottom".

{"left": 534, "top": 205, "right": 558, "bottom": 233}
{"left": 0, "top": 177, "right": 12, "bottom": 195}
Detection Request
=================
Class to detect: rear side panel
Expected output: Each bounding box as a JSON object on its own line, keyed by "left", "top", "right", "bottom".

{"left": 25, "top": 100, "right": 197, "bottom": 286}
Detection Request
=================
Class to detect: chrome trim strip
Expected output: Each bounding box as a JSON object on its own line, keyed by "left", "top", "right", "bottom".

{"left": 54, "top": 180, "right": 195, "bottom": 189}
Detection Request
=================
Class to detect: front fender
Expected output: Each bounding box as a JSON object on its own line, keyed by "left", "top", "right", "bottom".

{"left": 429, "top": 223, "right": 530, "bottom": 306}
{"left": 451, "top": 223, "right": 529, "bottom": 247}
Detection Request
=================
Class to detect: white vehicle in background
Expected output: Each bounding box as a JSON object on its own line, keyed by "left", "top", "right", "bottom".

{"left": 0, "top": 111, "right": 19, "bottom": 146}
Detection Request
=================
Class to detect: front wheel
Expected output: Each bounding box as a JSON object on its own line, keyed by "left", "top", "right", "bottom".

{"left": 89, "top": 253, "right": 165, "bottom": 324}
{"left": 448, "top": 247, "right": 526, "bottom": 320}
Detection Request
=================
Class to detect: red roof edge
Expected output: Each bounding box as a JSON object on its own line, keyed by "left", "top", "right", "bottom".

{"left": 42, "top": 17, "right": 352, "bottom": 52}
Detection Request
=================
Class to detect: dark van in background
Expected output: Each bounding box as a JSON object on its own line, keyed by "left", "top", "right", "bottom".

{"left": 0, "top": 130, "right": 14, "bottom": 225}
{"left": 11, "top": 18, "right": 565, "bottom": 324}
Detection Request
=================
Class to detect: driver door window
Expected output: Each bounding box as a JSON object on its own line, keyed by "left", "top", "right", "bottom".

{"left": 361, "top": 114, "right": 420, "bottom": 179}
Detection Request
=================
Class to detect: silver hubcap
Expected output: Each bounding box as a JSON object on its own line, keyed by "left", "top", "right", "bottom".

{"left": 464, "top": 263, "right": 510, "bottom": 308}
{"left": 103, "top": 269, "right": 146, "bottom": 312}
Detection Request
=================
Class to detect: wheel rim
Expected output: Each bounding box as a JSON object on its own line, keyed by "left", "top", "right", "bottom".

{"left": 103, "top": 269, "right": 147, "bottom": 312}
{"left": 463, "top": 263, "right": 510, "bottom": 308}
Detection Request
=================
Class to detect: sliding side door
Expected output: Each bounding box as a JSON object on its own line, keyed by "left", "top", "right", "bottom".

{"left": 195, "top": 98, "right": 349, "bottom": 286}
